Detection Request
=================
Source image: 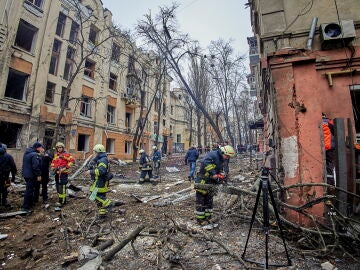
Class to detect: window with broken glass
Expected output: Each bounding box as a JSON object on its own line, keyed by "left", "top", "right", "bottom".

{"left": 5, "top": 69, "right": 28, "bottom": 101}
{"left": 49, "top": 39, "right": 62, "bottom": 75}
{"left": 14, "top": 19, "right": 38, "bottom": 52}
{"left": 80, "top": 96, "right": 92, "bottom": 118}
{"left": 45, "top": 81, "right": 56, "bottom": 103}
{"left": 107, "top": 105, "right": 115, "bottom": 124}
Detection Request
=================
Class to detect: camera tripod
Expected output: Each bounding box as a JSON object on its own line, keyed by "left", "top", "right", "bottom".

{"left": 241, "top": 167, "right": 292, "bottom": 269}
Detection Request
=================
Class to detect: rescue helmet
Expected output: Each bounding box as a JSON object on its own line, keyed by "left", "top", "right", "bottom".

{"left": 152, "top": 146, "right": 157, "bottom": 150}
{"left": 93, "top": 144, "right": 106, "bottom": 153}
{"left": 220, "top": 145, "right": 235, "bottom": 157}
{"left": 139, "top": 149, "right": 145, "bottom": 154}
{"left": 56, "top": 142, "right": 65, "bottom": 148}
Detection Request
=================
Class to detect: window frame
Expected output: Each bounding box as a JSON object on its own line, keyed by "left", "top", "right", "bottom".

{"left": 107, "top": 105, "right": 116, "bottom": 124}
{"left": 45, "top": 81, "right": 56, "bottom": 103}
{"left": 80, "top": 95, "right": 92, "bottom": 118}
{"left": 49, "top": 39, "right": 62, "bottom": 75}
{"left": 4, "top": 68, "right": 28, "bottom": 101}
{"left": 14, "top": 19, "right": 38, "bottom": 53}
{"left": 109, "top": 73, "right": 117, "bottom": 91}
{"left": 84, "top": 59, "right": 95, "bottom": 79}
{"left": 55, "top": 12, "right": 67, "bottom": 37}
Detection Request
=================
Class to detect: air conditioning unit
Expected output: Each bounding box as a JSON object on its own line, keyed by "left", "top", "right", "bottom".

{"left": 320, "top": 20, "right": 356, "bottom": 50}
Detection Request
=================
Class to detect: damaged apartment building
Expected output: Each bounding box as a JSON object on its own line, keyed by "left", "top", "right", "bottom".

{"left": 248, "top": 0, "right": 360, "bottom": 223}
{"left": 0, "top": 0, "right": 173, "bottom": 163}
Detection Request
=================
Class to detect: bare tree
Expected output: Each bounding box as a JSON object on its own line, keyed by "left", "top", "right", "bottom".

{"left": 188, "top": 54, "right": 211, "bottom": 148}
{"left": 136, "top": 4, "right": 224, "bottom": 142}
{"left": 53, "top": 0, "right": 129, "bottom": 145}
{"left": 207, "top": 39, "right": 246, "bottom": 146}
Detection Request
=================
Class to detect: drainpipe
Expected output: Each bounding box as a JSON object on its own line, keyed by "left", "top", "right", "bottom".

{"left": 306, "top": 17, "right": 318, "bottom": 50}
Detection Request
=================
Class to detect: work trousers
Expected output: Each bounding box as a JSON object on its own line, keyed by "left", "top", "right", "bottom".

{"left": 188, "top": 161, "right": 196, "bottom": 179}
{"left": 55, "top": 173, "right": 68, "bottom": 205}
{"left": 22, "top": 177, "right": 40, "bottom": 210}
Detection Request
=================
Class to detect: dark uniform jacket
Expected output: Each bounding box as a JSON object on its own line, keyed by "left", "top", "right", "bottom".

{"left": 185, "top": 147, "right": 199, "bottom": 163}
{"left": 89, "top": 153, "right": 109, "bottom": 193}
{"left": 198, "top": 149, "right": 224, "bottom": 181}
{"left": 0, "top": 148, "right": 17, "bottom": 180}
{"left": 22, "top": 147, "right": 42, "bottom": 179}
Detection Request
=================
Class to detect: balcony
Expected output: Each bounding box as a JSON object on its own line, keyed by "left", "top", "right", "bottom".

{"left": 121, "top": 93, "right": 140, "bottom": 108}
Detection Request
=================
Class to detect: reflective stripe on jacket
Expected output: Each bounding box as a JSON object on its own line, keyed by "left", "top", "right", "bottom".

{"left": 90, "top": 153, "right": 109, "bottom": 193}
{"left": 50, "top": 152, "right": 75, "bottom": 174}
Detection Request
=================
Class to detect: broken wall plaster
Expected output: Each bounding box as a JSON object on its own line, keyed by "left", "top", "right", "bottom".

{"left": 281, "top": 135, "right": 299, "bottom": 179}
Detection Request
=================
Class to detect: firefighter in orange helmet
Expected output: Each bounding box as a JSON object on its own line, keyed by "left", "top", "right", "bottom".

{"left": 50, "top": 142, "right": 75, "bottom": 209}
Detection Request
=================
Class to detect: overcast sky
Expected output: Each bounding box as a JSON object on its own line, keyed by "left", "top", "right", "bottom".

{"left": 101, "top": 0, "right": 253, "bottom": 58}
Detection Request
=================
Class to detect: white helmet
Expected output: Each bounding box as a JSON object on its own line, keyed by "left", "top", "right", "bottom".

{"left": 152, "top": 146, "right": 157, "bottom": 150}
{"left": 139, "top": 149, "right": 145, "bottom": 154}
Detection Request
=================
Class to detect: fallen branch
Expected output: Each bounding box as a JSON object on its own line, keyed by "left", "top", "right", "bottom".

{"left": 69, "top": 154, "right": 93, "bottom": 180}
{"left": 103, "top": 225, "right": 145, "bottom": 261}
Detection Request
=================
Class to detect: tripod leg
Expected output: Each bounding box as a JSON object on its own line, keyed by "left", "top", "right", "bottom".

{"left": 268, "top": 181, "right": 292, "bottom": 266}
{"left": 242, "top": 180, "right": 263, "bottom": 258}
{"left": 262, "top": 178, "right": 270, "bottom": 269}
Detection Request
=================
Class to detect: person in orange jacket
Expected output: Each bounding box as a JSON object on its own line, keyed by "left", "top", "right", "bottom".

{"left": 50, "top": 142, "right": 74, "bottom": 209}
{"left": 322, "top": 113, "right": 335, "bottom": 185}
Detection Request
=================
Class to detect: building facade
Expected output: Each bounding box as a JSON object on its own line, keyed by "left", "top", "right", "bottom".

{"left": 0, "top": 0, "right": 172, "bottom": 164}
{"left": 249, "top": 0, "right": 360, "bottom": 223}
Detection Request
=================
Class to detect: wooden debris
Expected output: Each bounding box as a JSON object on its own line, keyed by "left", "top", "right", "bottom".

{"left": 131, "top": 194, "right": 161, "bottom": 203}
{"left": 0, "top": 210, "right": 31, "bottom": 219}
{"left": 103, "top": 225, "right": 145, "bottom": 261}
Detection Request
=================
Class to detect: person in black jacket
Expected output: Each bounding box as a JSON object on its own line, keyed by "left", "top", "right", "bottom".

{"left": 195, "top": 145, "right": 235, "bottom": 227}
{"left": 138, "top": 149, "right": 153, "bottom": 184}
{"left": 0, "top": 143, "right": 17, "bottom": 207}
{"left": 185, "top": 145, "right": 199, "bottom": 181}
{"left": 21, "top": 142, "right": 44, "bottom": 211}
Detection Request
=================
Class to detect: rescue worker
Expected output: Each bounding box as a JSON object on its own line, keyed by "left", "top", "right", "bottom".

{"left": 222, "top": 141, "right": 233, "bottom": 178}
{"left": 84, "top": 144, "right": 112, "bottom": 217}
{"left": 50, "top": 142, "right": 74, "bottom": 209}
{"left": 0, "top": 144, "right": 17, "bottom": 208}
{"left": 322, "top": 113, "right": 335, "bottom": 185}
{"left": 152, "top": 145, "right": 161, "bottom": 179}
{"left": 185, "top": 145, "right": 199, "bottom": 181}
{"left": 195, "top": 145, "right": 235, "bottom": 227}
{"left": 138, "top": 149, "right": 153, "bottom": 184}
{"left": 22, "top": 142, "right": 44, "bottom": 212}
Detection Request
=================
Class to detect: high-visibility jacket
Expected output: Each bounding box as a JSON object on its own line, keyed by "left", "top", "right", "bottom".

{"left": 50, "top": 151, "right": 75, "bottom": 174}
{"left": 322, "top": 118, "right": 334, "bottom": 150}
{"left": 89, "top": 153, "right": 109, "bottom": 193}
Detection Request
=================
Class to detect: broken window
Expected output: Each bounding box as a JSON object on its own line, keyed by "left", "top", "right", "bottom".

{"left": 55, "top": 12, "right": 66, "bottom": 37}
{"left": 45, "top": 81, "right": 55, "bottom": 103}
{"left": 350, "top": 85, "right": 360, "bottom": 138}
{"left": 154, "top": 97, "right": 160, "bottom": 111}
{"left": 89, "top": 24, "right": 98, "bottom": 44}
{"left": 109, "top": 73, "right": 117, "bottom": 91}
{"left": 106, "top": 138, "right": 115, "bottom": 154}
{"left": 0, "top": 122, "right": 22, "bottom": 148}
{"left": 125, "top": 140, "right": 131, "bottom": 154}
{"left": 14, "top": 19, "right": 38, "bottom": 52}
{"left": 84, "top": 59, "right": 95, "bottom": 79}
{"left": 49, "top": 39, "right": 62, "bottom": 75}
{"left": 77, "top": 134, "right": 89, "bottom": 151}
{"left": 69, "top": 20, "right": 79, "bottom": 44}
{"left": 111, "top": 43, "right": 120, "bottom": 63}
{"left": 43, "top": 128, "right": 54, "bottom": 150}
{"left": 63, "top": 46, "right": 75, "bottom": 80}
{"left": 125, "top": 112, "right": 131, "bottom": 128}
{"left": 80, "top": 96, "right": 92, "bottom": 118}
{"left": 5, "top": 68, "right": 28, "bottom": 100}
{"left": 107, "top": 105, "right": 115, "bottom": 124}
{"left": 163, "top": 119, "right": 166, "bottom": 126}
{"left": 25, "top": 0, "right": 43, "bottom": 9}
{"left": 177, "top": 134, "right": 181, "bottom": 143}
{"left": 60, "top": 87, "right": 69, "bottom": 108}
{"left": 162, "top": 103, "right": 166, "bottom": 115}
